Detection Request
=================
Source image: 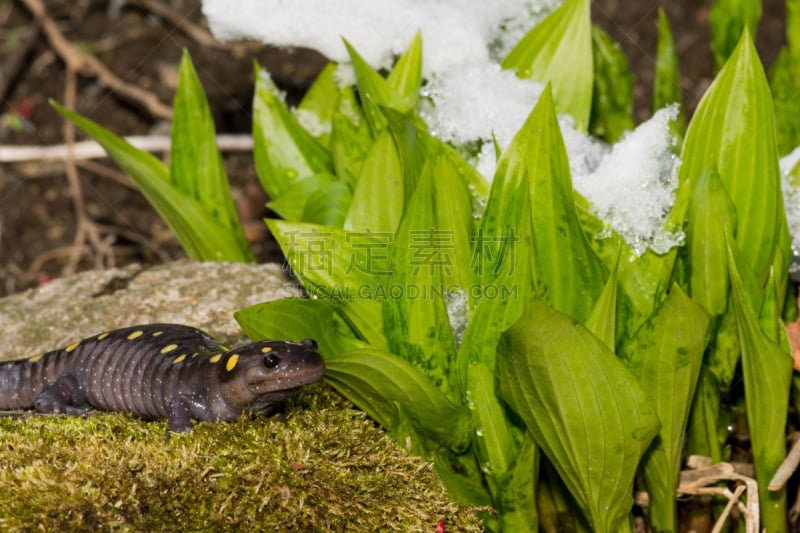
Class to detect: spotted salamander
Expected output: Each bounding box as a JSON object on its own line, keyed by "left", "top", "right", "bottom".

{"left": 0, "top": 324, "right": 324, "bottom": 433}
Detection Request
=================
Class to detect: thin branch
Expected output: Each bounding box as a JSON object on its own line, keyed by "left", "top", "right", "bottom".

{"left": 769, "top": 432, "right": 800, "bottom": 490}
{"left": 0, "top": 134, "right": 253, "bottom": 162}
{"left": 135, "top": 0, "right": 224, "bottom": 49}
{"left": 678, "top": 458, "right": 759, "bottom": 533}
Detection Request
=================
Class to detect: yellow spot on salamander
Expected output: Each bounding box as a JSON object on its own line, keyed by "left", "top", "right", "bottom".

{"left": 209, "top": 354, "right": 222, "bottom": 363}
{"left": 97, "top": 332, "right": 110, "bottom": 340}
{"left": 226, "top": 354, "right": 239, "bottom": 372}
{"left": 28, "top": 353, "right": 44, "bottom": 363}
{"left": 261, "top": 346, "right": 272, "bottom": 353}
{"left": 160, "top": 344, "right": 178, "bottom": 354}
{"left": 127, "top": 331, "right": 144, "bottom": 340}
{"left": 65, "top": 341, "right": 80, "bottom": 353}
{"left": 152, "top": 331, "right": 164, "bottom": 337}
{"left": 172, "top": 354, "right": 187, "bottom": 364}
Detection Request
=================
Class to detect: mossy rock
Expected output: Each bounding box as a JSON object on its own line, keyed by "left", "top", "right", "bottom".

{"left": 0, "top": 262, "right": 486, "bottom": 531}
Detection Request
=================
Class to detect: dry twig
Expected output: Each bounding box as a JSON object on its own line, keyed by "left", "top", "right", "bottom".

{"left": 0, "top": 134, "right": 253, "bottom": 162}
{"left": 677, "top": 457, "right": 759, "bottom": 533}
{"left": 20, "top": 0, "right": 172, "bottom": 119}
{"left": 769, "top": 432, "right": 800, "bottom": 490}
{"left": 62, "top": 66, "right": 114, "bottom": 274}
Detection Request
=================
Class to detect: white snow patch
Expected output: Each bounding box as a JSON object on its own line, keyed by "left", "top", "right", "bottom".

{"left": 294, "top": 108, "right": 331, "bottom": 138}
{"left": 779, "top": 147, "right": 800, "bottom": 275}
{"left": 573, "top": 105, "right": 682, "bottom": 256}
{"left": 203, "top": 0, "right": 559, "bottom": 79}
{"left": 420, "top": 65, "right": 608, "bottom": 181}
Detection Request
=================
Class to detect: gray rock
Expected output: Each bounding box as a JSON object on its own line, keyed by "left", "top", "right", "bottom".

{"left": 0, "top": 260, "right": 300, "bottom": 361}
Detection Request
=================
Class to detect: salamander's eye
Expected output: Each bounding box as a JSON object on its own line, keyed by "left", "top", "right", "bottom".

{"left": 302, "top": 338, "right": 318, "bottom": 350}
{"left": 264, "top": 352, "right": 280, "bottom": 368}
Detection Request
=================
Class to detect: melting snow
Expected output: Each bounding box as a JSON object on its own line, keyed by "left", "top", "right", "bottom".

{"left": 779, "top": 148, "right": 800, "bottom": 275}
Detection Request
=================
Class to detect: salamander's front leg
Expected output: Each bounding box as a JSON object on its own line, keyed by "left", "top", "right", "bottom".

{"left": 34, "top": 374, "right": 90, "bottom": 415}
{"left": 167, "top": 393, "right": 197, "bottom": 434}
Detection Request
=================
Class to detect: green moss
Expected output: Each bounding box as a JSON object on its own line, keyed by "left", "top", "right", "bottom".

{"left": 0, "top": 385, "right": 486, "bottom": 531}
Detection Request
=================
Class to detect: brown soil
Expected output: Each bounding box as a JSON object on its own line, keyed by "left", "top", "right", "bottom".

{"left": 0, "top": 0, "right": 789, "bottom": 297}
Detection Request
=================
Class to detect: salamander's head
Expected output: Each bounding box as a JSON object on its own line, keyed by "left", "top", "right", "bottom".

{"left": 218, "top": 338, "right": 324, "bottom": 413}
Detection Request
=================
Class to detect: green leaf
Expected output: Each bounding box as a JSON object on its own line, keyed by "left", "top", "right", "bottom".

{"left": 266, "top": 219, "right": 389, "bottom": 348}
{"left": 679, "top": 29, "right": 788, "bottom": 285}
{"left": 234, "top": 297, "right": 367, "bottom": 356}
{"left": 343, "top": 39, "right": 394, "bottom": 133}
{"left": 584, "top": 253, "right": 619, "bottom": 350}
{"left": 426, "top": 154, "right": 475, "bottom": 293}
{"left": 53, "top": 102, "right": 253, "bottom": 262}
{"left": 493, "top": 432, "right": 539, "bottom": 532}
{"left": 620, "top": 285, "right": 710, "bottom": 533}
{"left": 456, "top": 147, "right": 534, "bottom": 518}
{"left": 589, "top": 25, "right": 634, "bottom": 143}
{"left": 323, "top": 348, "right": 472, "bottom": 455}
{"left": 709, "top": 0, "right": 762, "bottom": 71}
{"left": 498, "top": 301, "right": 659, "bottom": 532}
{"left": 330, "top": 87, "right": 373, "bottom": 186}
{"left": 300, "top": 180, "right": 352, "bottom": 227}
{"left": 267, "top": 173, "right": 336, "bottom": 222}
{"left": 685, "top": 168, "right": 737, "bottom": 318}
{"left": 296, "top": 62, "right": 339, "bottom": 148}
{"left": 685, "top": 368, "right": 726, "bottom": 462}
{"left": 653, "top": 8, "right": 686, "bottom": 140}
{"left": 386, "top": 31, "right": 423, "bottom": 113}
{"left": 434, "top": 451, "right": 494, "bottom": 507}
{"left": 728, "top": 240, "right": 792, "bottom": 531}
{"left": 171, "top": 51, "right": 253, "bottom": 259}
{"left": 173, "top": 51, "right": 236, "bottom": 223}
{"left": 769, "top": 48, "right": 800, "bottom": 156}
{"left": 381, "top": 106, "right": 489, "bottom": 208}
{"left": 502, "top": 0, "right": 593, "bottom": 130}
{"left": 789, "top": 0, "right": 800, "bottom": 58}
{"left": 504, "top": 86, "right": 606, "bottom": 322}
{"left": 252, "top": 66, "right": 332, "bottom": 198}
{"left": 344, "top": 129, "right": 404, "bottom": 234}
{"left": 575, "top": 199, "right": 677, "bottom": 324}
{"left": 382, "top": 169, "right": 458, "bottom": 398}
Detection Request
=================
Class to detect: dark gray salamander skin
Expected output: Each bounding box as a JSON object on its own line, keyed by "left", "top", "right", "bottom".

{"left": 0, "top": 324, "right": 324, "bottom": 433}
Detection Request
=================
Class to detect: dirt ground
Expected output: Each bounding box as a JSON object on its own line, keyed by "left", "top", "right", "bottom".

{"left": 0, "top": 0, "right": 789, "bottom": 297}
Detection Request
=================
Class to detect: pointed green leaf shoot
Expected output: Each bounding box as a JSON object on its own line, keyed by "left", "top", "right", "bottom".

{"left": 502, "top": 86, "right": 606, "bottom": 322}
{"left": 343, "top": 38, "right": 400, "bottom": 134}
{"left": 53, "top": 102, "right": 253, "bottom": 262}
{"left": 252, "top": 65, "right": 332, "bottom": 198}
{"left": 653, "top": 8, "right": 686, "bottom": 140}
{"left": 685, "top": 168, "right": 737, "bottom": 318}
{"left": 382, "top": 168, "right": 458, "bottom": 398}
{"left": 170, "top": 50, "right": 254, "bottom": 260}
{"left": 679, "top": 29, "right": 788, "bottom": 286}
{"left": 386, "top": 31, "right": 423, "bottom": 113}
{"left": 621, "top": 285, "right": 710, "bottom": 532}
{"left": 584, "top": 253, "right": 619, "bottom": 350}
{"left": 344, "top": 129, "right": 404, "bottom": 234}
{"left": 498, "top": 301, "right": 659, "bottom": 532}
{"left": 728, "top": 240, "right": 792, "bottom": 530}
{"left": 296, "top": 62, "right": 340, "bottom": 148}
{"left": 330, "top": 86, "right": 373, "bottom": 186}
{"left": 589, "top": 25, "right": 634, "bottom": 142}
{"left": 502, "top": 0, "right": 593, "bottom": 130}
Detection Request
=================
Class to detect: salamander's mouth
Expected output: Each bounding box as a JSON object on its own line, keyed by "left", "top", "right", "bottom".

{"left": 246, "top": 351, "right": 325, "bottom": 393}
